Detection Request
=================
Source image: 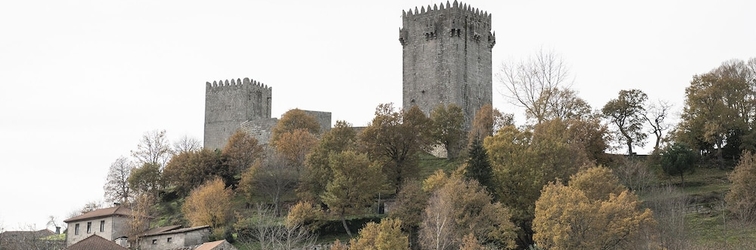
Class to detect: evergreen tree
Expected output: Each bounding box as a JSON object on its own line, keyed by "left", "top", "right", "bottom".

{"left": 464, "top": 137, "right": 495, "bottom": 198}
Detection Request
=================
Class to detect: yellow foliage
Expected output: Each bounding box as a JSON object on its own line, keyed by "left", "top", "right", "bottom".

{"left": 422, "top": 169, "right": 448, "bottom": 192}
{"left": 568, "top": 165, "right": 625, "bottom": 201}
{"left": 286, "top": 200, "right": 325, "bottom": 233}
{"left": 459, "top": 233, "right": 484, "bottom": 250}
{"left": 349, "top": 218, "right": 409, "bottom": 250}
{"left": 534, "top": 167, "right": 655, "bottom": 250}
{"left": 181, "top": 177, "right": 232, "bottom": 229}
{"left": 726, "top": 151, "right": 756, "bottom": 221}
{"left": 330, "top": 239, "right": 350, "bottom": 250}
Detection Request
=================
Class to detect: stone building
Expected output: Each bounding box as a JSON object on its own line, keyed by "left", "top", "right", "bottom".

{"left": 137, "top": 225, "right": 211, "bottom": 250}
{"left": 400, "top": 1, "right": 495, "bottom": 130}
{"left": 63, "top": 206, "right": 139, "bottom": 247}
{"left": 204, "top": 78, "right": 331, "bottom": 149}
{"left": 204, "top": 78, "right": 272, "bottom": 150}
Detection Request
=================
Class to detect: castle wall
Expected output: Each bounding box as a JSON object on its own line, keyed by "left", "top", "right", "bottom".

{"left": 204, "top": 78, "right": 272, "bottom": 150}
{"left": 400, "top": 1, "right": 495, "bottom": 130}
{"left": 302, "top": 110, "right": 332, "bottom": 134}
{"left": 240, "top": 118, "right": 279, "bottom": 145}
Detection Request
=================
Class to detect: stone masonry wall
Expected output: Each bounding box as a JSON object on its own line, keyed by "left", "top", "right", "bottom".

{"left": 400, "top": 1, "right": 495, "bottom": 130}
{"left": 204, "top": 78, "right": 272, "bottom": 150}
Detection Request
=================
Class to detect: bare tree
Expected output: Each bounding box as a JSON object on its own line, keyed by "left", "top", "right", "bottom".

{"left": 80, "top": 200, "right": 104, "bottom": 214}
{"left": 240, "top": 149, "right": 298, "bottom": 217}
{"left": 104, "top": 156, "right": 134, "bottom": 205}
{"left": 644, "top": 185, "right": 688, "bottom": 250}
{"left": 131, "top": 129, "right": 172, "bottom": 168}
{"left": 644, "top": 100, "right": 672, "bottom": 154}
{"left": 173, "top": 134, "right": 202, "bottom": 154}
{"left": 237, "top": 204, "right": 317, "bottom": 250}
{"left": 419, "top": 190, "right": 455, "bottom": 250}
{"left": 498, "top": 49, "right": 573, "bottom": 124}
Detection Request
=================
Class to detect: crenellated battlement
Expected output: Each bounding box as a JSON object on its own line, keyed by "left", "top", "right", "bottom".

{"left": 205, "top": 77, "right": 271, "bottom": 92}
{"left": 402, "top": 1, "right": 491, "bottom": 24}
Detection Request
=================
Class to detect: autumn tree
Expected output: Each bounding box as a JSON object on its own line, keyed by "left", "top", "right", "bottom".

{"left": 274, "top": 129, "right": 318, "bottom": 171}
{"left": 128, "top": 162, "right": 162, "bottom": 198}
{"left": 299, "top": 120, "right": 357, "bottom": 202}
{"left": 468, "top": 104, "right": 513, "bottom": 143}
{"left": 484, "top": 120, "right": 594, "bottom": 246}
{"left": 270, "top": 108, "right": 321, "bottom": 147}
{"left": 533, "top": 166, "right": 655, "bottom": 250}
{"left": 676, "top": 59, "right": 755, "bottom": 162}
{"left": 236, "top": 204, "right": 317, "bottom": 250}
{"left": 182, "top": 177, "right": 232, "bottom": 230}
{"left": 726, "top": 151, "right": 756, "bottom": 221}
{"left": 602, "top": 89, "right": 649, "bottom": 155}
{"left": 131, "top": 129, "right": 173, "bottom": 168}
{"left": 163, "top": 149, "right": 231, "bottom": 197}
{"left": 429, "top": 104, "right": 465, "bottom": 159}
{"left": 129, "top": 192, "right": 154, "bottom": 243}
{"left": 389, "top": 180, "right": 428, "bottom": 249}
{"left": 104, "top": 156, "right": 134, "bottom": 205}
{"left": 660, "top": 143, "right": 697, "bottom": 188}
{"left": 349, "top": 218, "right": 410, "bottom": 250}
{"left": 536, "top": 87, "right": 593, "bottom": 121}
{"left": 498, "top": 49, "right": 573, "bottom": 124}
{"left": 360, "top": 103, "right": 431, "bottom": 193}
{"left": 419, "top": 173, "right": 517, "bottom": 249}
{"left": 286, "top": 200, "right": 325, "bottom": 233}
{"left": 321, "top": 150, "right": 387, "bottom": 237}
{"left": 221, "top": 129, "right": 264, "bottom": 176}
{"left": 238, "top": 150, "right": 298, "bottom": 216}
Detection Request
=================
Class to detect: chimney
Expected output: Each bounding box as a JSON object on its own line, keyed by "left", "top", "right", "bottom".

{"left": 55, "top": 226, "right": 61, "bottom": 234}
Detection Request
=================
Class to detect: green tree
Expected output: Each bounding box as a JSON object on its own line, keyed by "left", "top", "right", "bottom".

{"left": 321, "top": 150, "right": 387, "bottom": 237}
{"left": 536, "top": 87, "right": 594, "bottom": 121}
{"left": 602, "top": 89, "right": 648, "bottom": 155}
{"left": 299, "top": 120, "right": 357, "bottom": 203}
{"left": 533, "top": 166, "right": 655, "bottom": 250}
{"left": 360, "top": 103, "right": 431, "bottom": 193}
{"left": 660, "top": 143, "right": 697, "bottom": 188}
{"left": 270, "top": 108, "right": 321, "bottom": 146}
{"left": 429, "top": 104, "right": 465, "bottom": 159}
{"left": 182, "top": 177, "right": 232, "bottom": 229}
{"left": 285, "top": 200, "right": 326, "bottom": 233}
{"left": 463, "top": 137, "right": 494, "bottom": 198}
{"left": 128, "top": 162, "right": 162, "bottom": 198}
{"left": 726, "top": 151, "right": 756, "bottom": 221}
{"left": 222, "top": 129, "right": 264, "bottom": 176}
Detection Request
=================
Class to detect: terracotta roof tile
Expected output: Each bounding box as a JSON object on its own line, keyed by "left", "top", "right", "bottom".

{"left": 64, "top": 206, "right": 132, "bottom": 223}
{"left": 140, "top": 225, "right": 211, "bottom": 237}
{"left": 194, "top": 240, "right": 228, "bottom": 250}
{"left": 65, "top": 234, "right": 127, "bottom": 250}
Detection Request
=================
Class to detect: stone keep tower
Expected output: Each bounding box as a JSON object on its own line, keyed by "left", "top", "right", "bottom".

{"left": 400, "top": 1, "right": 495, "bottom": 129}
{"left": 204, "top": 78, "right": 272, "bottom": 150}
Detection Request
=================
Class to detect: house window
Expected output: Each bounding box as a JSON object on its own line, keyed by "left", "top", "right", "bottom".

{"left": 100, "top": 220, "right": 105, "bottom": 232}
{"left": 74, "top": 224, "right": 80, "bottom": 235}
{"left": 167, "top": 237, "right": 172, "bottom": 243}
{"left": 152, "top": 239, "right": 157, "bottom": 245}
{"left": 86, "top": 222, "right": 92, "bottom": 234}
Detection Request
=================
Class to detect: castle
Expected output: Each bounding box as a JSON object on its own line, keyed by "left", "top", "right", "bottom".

{"left": 204, "top": 1, "right": 493, "bottom": 148}
{"left": 400, "top": 1, "right": 495, "bottom": 130}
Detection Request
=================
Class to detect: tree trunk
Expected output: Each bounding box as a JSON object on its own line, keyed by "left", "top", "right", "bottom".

{"left": 340, "top": 214, "right": 352, "bottom": 237}
{"left": 680, "top": 173, "right": 685, "bottom": 189}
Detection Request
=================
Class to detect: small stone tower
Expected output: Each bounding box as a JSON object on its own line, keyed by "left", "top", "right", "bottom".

{"left": 204, "top": 78, "right": 272, "bottom": 150}
{"left": 400, "top": 1, "right": 495, "bottom": 129}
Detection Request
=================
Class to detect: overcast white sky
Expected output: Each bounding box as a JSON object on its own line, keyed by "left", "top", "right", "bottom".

{"left": 1, "top": 0, "right": 754, "bottom": 231}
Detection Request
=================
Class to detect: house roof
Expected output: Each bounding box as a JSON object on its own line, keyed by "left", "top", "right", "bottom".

{"left": 64, "top": 206, "right": 132, "bottom": 223}
{"left": 140, "top": 225, "right": 211, "bottom": 237}
{"left": 139, "top": 225, "right": 182, "bottom": 236}
{"left": 194, "top": 240, "right": 233, "bottom": 250}
{"left": 65, "top": 234, "right": 127, "bottom": 250}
